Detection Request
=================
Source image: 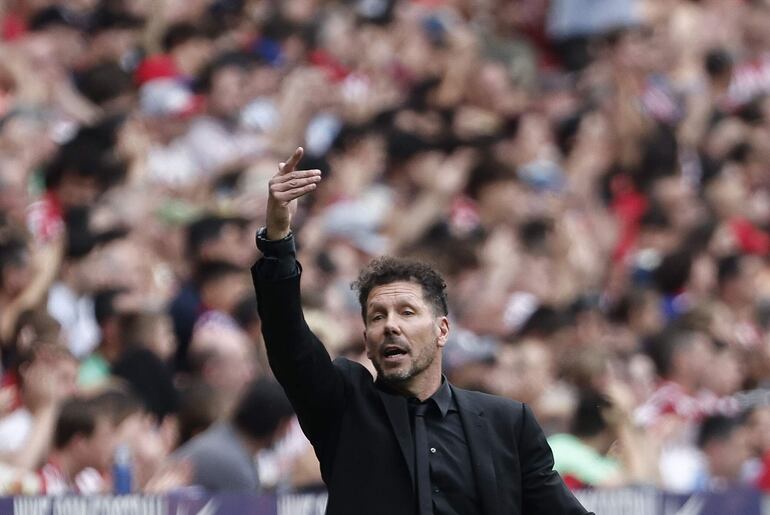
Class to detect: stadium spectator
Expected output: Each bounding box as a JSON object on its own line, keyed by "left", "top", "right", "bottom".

{"left": 0, "top": 343, "right": 77, "bottom": 472}
{"left": 550, "top": 385, "right": 657, "bottom": 489}
{"left": 695, "top": 414, "right": 751, "bottom": 491}
{"left": 174, "top": 379, "right": 293, "bottom": 493}
{"left": 38, "top": 397, "right": 115, "bottom": 494}
{"left": 169, "top": 215, "right": 252, "bottom": 371}
{"left": 187, "top": 311, "right": 256, "bottom": 419}
{"left": 111, "top": 311, "right": 179, "bottom": 422}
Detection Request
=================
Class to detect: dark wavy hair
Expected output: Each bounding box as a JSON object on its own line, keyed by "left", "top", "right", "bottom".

{"left": 351, "top": 256, "right": 448, "bottom": 322}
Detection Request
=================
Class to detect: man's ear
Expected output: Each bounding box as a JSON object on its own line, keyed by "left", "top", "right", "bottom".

{"left": 436, "top": 317, "right": 449, "bottom": 348}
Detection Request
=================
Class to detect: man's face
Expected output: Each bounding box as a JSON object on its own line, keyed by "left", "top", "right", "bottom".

{"left": 208, "top": 273, "right": 249, "bottom": 312}
{"left": 208, "top": 329, "right": 256, "bottom": 399}
{"left": 56, "top": 174, "right": 99, "bottom": 209}
{"left": 674, "top": 333, "right": 713, "bottom": 386}
{"left": 709, "top": 427, "right": 751, "bottom": 481}
{"left": 54, "top": 356, "right": 79, "bottom": 398}
{"left": 79, "top": 416, "right": 116, "bottom": 472}
{"left": 363, "top": 281, "right": 448, "bottom": 385}
{"left": 203, "top": 224, "right": 253, "bottom": 267}
{"left": 1, "top": 257, "right": 32, "bottom": 299}
{"left": 209, "top": 66, "right": 247, "bottom": 119}
{"left": 175, "top": 38, "right": 213, "bottom": 76}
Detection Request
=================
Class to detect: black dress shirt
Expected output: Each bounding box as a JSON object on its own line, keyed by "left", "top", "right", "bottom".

{"left": 405, "top": 379, "right": 481, "bottom": 515}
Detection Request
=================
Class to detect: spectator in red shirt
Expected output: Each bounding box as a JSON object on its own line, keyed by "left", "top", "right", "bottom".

{"left": 38, "top": 397, "right": 115, "bottom": 495}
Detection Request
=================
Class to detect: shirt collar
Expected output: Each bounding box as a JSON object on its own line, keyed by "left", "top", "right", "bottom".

{"left": 376, "top": 375, "right": 455, "bottom": 417}
{"left": 429, "top": 376, "right": 454, "bottom": 418}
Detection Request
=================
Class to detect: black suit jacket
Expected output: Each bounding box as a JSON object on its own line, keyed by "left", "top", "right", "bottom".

{"left": 253, "top": 267, "right": 592, "bottom": 515}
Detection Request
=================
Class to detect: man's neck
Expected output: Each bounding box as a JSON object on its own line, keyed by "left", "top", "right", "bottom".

{"left": 668, "top": 375, "right": 697, "bottom": 395}
{"left": 383, "top": 372, "right": 443, "bottom": 402}
{"left": 49, "top": 451, "right": 79, "bottom": 483}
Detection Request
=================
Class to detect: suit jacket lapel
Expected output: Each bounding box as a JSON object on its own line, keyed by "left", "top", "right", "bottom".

{"left": 453, "top": 386, "right": 500, "bottom": 515}
{"left": 376, "top": 388, "right": 415, "bottom": 490}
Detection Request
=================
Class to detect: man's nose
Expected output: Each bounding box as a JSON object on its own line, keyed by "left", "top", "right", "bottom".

{"left": 383, "top": 314, "right": 401, "bottom": 335}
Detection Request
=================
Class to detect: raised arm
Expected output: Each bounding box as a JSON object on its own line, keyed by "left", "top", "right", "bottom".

{"left": 251, "top": 148, "right": 345, "bottom": 449}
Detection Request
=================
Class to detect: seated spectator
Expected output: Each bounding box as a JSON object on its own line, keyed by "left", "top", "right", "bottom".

{"left": 111, "top": 311, "right": 179, "bottom": 422}
{"left": 170, "top": 216, "right": 251, "bottom": 371}
{"left": 111, "top": 354, "right": 177, "bottom": 424}
{"left": 38, "top": 397, "right": 116, "bottom": 494}
{"left": 98, "top": 388, "right": 189, "bottom": 492}
{"left": 694, "top": 414, "right": 751, "bottom": 491}
{"left": 636, "top": 327, "right": 715, "bottom": 428}
{"left": 174, "top": 379, "right": 293, "bottom": 492}
{"left": 550, "top": 386, "right": 656, "bottom": 489}
{"left": 187, "top": 311, "right": 256, "bottom": 419}
{"left": 0, "top": 343, "right": 78, "bottom": 471}
{"left": 181, "top": 51, "right": 265, "bottom": 175}
{"left": 195, "top": 260, "right": 250, "bottom": 323}
{"left": 175, "top": 381, "right": 220, "bottom": 446}
{"left": 134, "top": 22, "right": 212, "bottom": 87}
{"left": 7, "top": 307, "right": 62, "bottom": 372}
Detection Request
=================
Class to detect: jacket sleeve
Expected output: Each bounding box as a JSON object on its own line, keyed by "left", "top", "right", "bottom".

{"left": 251, "top": 233, "right": 346, "bottom": 450}
{"left": 519, "top": 404, "right": 595, "bottom": 515}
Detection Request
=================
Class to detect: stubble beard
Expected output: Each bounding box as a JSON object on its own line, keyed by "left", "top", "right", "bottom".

{"left": 375, "top": 337, "right": 438, "bottom": 386}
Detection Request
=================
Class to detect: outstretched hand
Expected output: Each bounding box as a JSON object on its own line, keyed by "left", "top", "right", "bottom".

{"left": 266, "top": 147, "right": 322, "bottom": 240}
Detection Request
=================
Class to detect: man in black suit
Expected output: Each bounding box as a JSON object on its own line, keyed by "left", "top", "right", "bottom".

{"left": 251, "top": 147, "right": 593, "bottom": 515}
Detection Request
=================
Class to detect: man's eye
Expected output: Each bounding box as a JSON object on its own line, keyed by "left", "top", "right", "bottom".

{"left": 371, "top": 314, "right": 383, "bottom": 321}
{"left": 402, "top": 310, "right": 414, "bottom": 316}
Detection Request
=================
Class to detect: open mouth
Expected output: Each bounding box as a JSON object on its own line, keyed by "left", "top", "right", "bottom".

{"left": 382, "top": 346, "right": 408, "bottom": 361}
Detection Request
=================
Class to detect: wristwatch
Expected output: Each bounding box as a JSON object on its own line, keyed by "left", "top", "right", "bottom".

{"left": 256, "top": 226, "right": 294, "bottom": 250}
{"left": 256, "top": 226, "right": 293, "bottom": 241}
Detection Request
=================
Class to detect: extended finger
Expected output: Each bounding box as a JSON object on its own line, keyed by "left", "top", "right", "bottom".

{"left": 272, "top": 182, "right": 318, "bottom": 202}
{"left": 271, "top": 175, "right": 321, "bottom": 192}
{"left": 271, "top": 169, "right": 321, "bottom": 184}
{"left": 278, "top": 147, "right": 304, "bottom": 175}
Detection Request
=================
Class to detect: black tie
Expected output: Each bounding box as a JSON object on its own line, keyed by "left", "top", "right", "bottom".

{"left": 410, "top": 401, "right": 433, "bottom": 515}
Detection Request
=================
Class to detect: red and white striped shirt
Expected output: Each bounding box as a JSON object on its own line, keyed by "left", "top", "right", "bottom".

{"left": 38, "top": 460, "right": 106, "bottom": 495}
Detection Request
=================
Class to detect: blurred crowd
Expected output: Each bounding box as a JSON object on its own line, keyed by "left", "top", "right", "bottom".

{"left": 1, "top": 0, "right": 770, "bottom": 498}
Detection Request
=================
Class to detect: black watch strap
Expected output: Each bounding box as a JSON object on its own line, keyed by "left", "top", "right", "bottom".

{"left": 256, "top": 227, "right": 296, "bottom": 258}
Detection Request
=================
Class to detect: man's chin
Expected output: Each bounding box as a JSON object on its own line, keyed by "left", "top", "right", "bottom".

{"left": 375, "top": 364, "right": 413, "bottom": 384}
